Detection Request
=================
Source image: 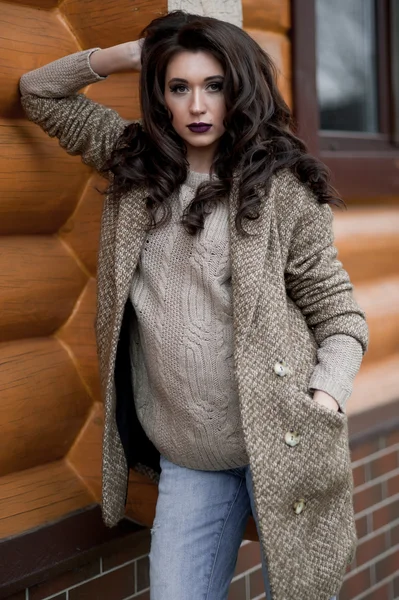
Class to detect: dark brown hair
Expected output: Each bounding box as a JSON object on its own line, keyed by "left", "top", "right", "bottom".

{"left": 98, "top": 10, "right": 342, "bottom": 236}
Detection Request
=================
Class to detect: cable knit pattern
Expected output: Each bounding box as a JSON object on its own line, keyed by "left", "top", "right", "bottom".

{"left": 129, "top": 169, "right": 249, "bottom": 470}
{"left": 18, "top": 47, "right": 370, "bottom": 600}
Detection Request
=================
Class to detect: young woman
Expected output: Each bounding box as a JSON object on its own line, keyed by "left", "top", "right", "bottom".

{"left": 19, "top": 10, "right": 368, "bottom": 600}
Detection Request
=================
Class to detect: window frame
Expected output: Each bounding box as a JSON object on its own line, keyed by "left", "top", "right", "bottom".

{"left": 291, "top": 0, "right": 399, "bottom": 197}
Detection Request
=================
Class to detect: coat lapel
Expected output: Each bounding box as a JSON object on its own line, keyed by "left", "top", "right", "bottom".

{"left": 114, "top": 188, "right": 150, "bottom": 312}
{"left": 228, "top": 176, "right": 272, "bottom": 356}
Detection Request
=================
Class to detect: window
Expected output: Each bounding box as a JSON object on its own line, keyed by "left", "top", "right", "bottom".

{"left": 316, "top": 0, "right": 378, "bottom": 134}
{"left": 291, "top": 0, "right": 399, "bottom": 196}
{"left": 393, "top": 0, "right": 399, "bottom": 144}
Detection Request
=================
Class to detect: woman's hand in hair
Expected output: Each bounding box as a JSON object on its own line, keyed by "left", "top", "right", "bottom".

{"left": 130, "top": 38, "right": 144, "bottom": 71}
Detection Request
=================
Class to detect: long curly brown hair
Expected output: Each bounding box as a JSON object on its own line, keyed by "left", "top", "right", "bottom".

{"left": 98, "top": 10, "right": 342, "bottom": 236}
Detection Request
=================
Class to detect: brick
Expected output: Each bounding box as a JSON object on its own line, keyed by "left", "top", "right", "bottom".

{"left": 355, "top": 515, "right": 369, "bottom": 539}
{"left": 393, "top": 574, "right": 399, "bottom": 597}
{"left": 352, "top": 465, "right": 366, "bottom": 488}
{"left": 5, "top": 591, "right": 26, "bottom": 600}
{"left": 391, "top": 523, "right": 399, "bottom": 546}
{"left": 354, "top": 482, "right": 383, "bottom": 513}
{"left": 249, "top": 567, "right": 265, "bottom": 597}
{"left": 350, "top": 439, "right": 380, "bottom": 463}
{"left": 387, "top": 473, "right": 399, "bottom": 496}
{"left": 361, "top": 583, "right": 390, "bottom": 600}
{"left": 133, "top": 592, "right": 150, "bottom": 600}
{"left": 372, "top": 498, "right": 399, "bottom": 530}
{"left": 355, "top": 532, "right": 387, "bottom": 566}
{"left": 338, "top": 569, "right": 371, "bottom": 600}
{"left": 377, "top": 435, "right": 387, "bottom": 450}
{"left": 102, "top": 532, "right": 151, "bottom": 572}
{"left": 368, "top": 451, "right": 398, "bottom": 480}
{"left": 69, "top": 564, "right": 135, "bottom": 600}
{"left": 29, "top": 560, "right": 100, "bottom": 600}
{"left": 385, "top": 430, "right": 399, "bottom": 447}
{"left": 136, "top": 556, "right": 150, "bottom": 592}
{"left": 228, "top": 576, "right": 246, "bottom": 600}
{"left": 235, "top": 542, "right": 262, "bottom": 575}
{"left": 375, "top": 548, "right": 399, "bottom": 582}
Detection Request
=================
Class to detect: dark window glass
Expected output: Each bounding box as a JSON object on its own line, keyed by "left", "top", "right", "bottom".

{"left": 392, "top": 1, "right": 399, "bottom": 144}
{"left": 315, "top": 0, "right": 379, "bottom": 133}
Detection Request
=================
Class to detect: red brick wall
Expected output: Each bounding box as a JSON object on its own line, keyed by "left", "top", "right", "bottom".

{"left": 5, "top": 536, "right": 266, "bottom": 600}
{"left": 339, "top": 430, "right": 399, "bottom": 600}
{"left": 5, "top": 426, "right": 399, "bottom": 600}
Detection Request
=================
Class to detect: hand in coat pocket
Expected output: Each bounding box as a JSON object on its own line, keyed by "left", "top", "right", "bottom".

{"left": 313, "top": 389, "right": 342, "bottom": 413}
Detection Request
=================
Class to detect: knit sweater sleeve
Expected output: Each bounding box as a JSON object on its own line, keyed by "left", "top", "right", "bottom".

{"left": 18, "top": 48, "right": 131, "bottom": 175}
{"left": 308, "top": 334, "right": 363, "bottom": 413}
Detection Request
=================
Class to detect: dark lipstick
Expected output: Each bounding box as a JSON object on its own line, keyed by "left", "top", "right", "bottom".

{"left": 187, "top": 122, "right": 212, "bottom": 133}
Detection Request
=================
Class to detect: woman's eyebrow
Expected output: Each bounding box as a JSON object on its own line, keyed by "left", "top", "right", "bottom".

{"left": 167, "top": 75, "right": 224, "bottom": 84}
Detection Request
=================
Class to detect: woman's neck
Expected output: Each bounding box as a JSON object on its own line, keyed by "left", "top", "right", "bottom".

{"left": 186, "top": 142, "right": 218, "bottom": 174}
{"left": 187, "top": 161, "right": 211, "bottom": 174}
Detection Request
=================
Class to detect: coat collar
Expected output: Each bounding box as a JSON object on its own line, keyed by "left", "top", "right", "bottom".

{"left": 114, "top": 171, "right": 272, "bottom": 352}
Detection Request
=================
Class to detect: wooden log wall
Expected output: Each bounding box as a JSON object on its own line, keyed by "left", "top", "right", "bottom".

{"left": 333, "top": 208, "right": 399, "bottom": 416}
{"left": 1, "top": 0, "right": 164, "bottom": 540}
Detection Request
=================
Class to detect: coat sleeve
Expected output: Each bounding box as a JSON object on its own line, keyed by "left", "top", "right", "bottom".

{"left": 284, "top": 197, "right": 369, "bottom": 355}
{"left": 18, "top": 47, "right": 132, "bottom": 176}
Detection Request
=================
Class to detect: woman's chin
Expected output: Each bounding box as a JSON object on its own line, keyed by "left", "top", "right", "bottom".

{"left": 183, "top": 136, "right": 221, "bottom": 149}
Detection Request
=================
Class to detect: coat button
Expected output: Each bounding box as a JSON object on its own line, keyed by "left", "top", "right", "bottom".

{"left": 274, "top": 361, "right": 289, "bottom": 377}
{"left": 285, "top": 430, "right": 301, "bottom": 447}
{"left": 293, "top": 499, "right": 306, "bottom": 514}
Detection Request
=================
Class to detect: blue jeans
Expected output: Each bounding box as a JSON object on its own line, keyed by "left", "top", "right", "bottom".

{"left": 149, "top": 454, "right": 337, "bottom": 600}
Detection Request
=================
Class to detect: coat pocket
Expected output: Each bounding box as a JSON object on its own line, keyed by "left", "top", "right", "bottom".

{"left": 278, "top": 387, "right": 357, "bottom": 579}
{"left": 245, "top": 382, "right": 357, "bottom": 598}
{"left": 299, "top": 387, "right": 347, "bottom": 423}
{"left": 279, "top": 385, "right": 351, "bottom": 497}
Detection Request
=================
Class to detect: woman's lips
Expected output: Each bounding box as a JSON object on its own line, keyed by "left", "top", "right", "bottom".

{"left": 187, "top": 124, "right": 212, "bottom": 133}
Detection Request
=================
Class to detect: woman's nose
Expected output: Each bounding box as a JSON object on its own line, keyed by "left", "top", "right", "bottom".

{"left": 190, "top": 89, "right": 206, "bottom": 114}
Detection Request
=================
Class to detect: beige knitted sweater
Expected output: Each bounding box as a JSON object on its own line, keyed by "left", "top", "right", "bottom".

{"left": 129, "top": 168, "right": 250, "bottom": 469}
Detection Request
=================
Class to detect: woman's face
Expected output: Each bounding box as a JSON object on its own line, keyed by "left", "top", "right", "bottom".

{"left": 164, "top": 50, "right": 226, "bottom": 158}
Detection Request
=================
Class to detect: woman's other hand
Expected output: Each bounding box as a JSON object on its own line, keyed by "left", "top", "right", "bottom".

{"left": 89, "top": 40, "right": 144, "bottom": 77}
{"left": 130, "top": 39, "right": 144, "bottom": 71}
{"left": 313, "top": 389, "right": 341, "bottom": 413}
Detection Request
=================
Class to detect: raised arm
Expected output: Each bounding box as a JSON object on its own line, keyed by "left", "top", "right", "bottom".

{"left": 18, "top": 42, "right": 142, "bottom": 176}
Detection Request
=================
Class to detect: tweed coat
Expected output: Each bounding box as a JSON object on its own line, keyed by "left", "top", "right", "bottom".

{"left": 20, "top": 89, "right": 369, "bottom": 600}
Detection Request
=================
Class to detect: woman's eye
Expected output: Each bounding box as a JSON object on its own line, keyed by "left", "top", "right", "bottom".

{"left": 169, "top": 82, "right": 223, "bottom": 94}
{"left": 208, "top": 83, "right": 223, "bottom": 92}
{"left": 170, "top": 85, "right": 187, "bottom": 93}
